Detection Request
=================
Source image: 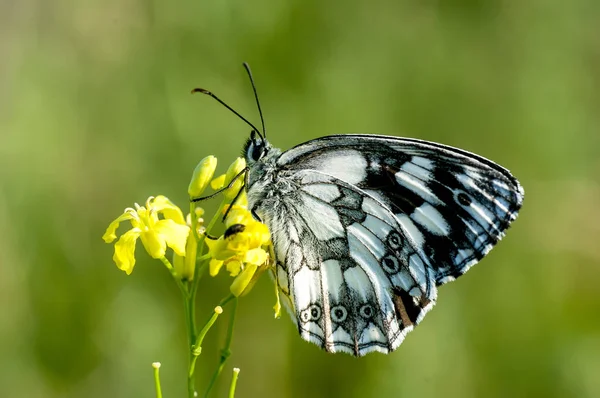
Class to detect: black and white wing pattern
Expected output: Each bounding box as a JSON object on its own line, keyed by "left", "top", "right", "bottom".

{"left": 246, "top": 134, "right": 524, "bottom": 356}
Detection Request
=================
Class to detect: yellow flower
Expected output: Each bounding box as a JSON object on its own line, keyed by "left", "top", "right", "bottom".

{"left": 173, "top": 206, "right": 205, "bottom": 281}
{"left": 103, "top": 196, "right": 190, "bottom": 275}
{"left": 207, "top": 205, "right": 272, "bottom": 297}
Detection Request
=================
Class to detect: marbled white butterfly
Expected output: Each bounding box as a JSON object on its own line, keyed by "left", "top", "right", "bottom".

{"left": 195, "top": 64, "right": 524, "bottom": 356}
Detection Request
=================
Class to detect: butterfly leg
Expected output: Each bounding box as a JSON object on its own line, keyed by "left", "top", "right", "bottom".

{"left": 221, "top": 183, "right": 246, "bottom": 221}
{"left": 250, "top": 206, "right": 263, "bottom": 223}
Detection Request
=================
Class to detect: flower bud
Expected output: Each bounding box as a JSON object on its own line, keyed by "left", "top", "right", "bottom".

{"left": 188, "top": 156, "right": 218, "bottom": 197}
{"left": 225, "top": 157, "right": 246, "bottom": 183}
{"left": 223, "top": 158, "right": 246, "bottom": 199}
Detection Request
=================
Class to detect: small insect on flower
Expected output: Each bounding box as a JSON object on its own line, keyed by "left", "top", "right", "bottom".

{"left": 103, "top": 196, "right": 190, "bottom": 274}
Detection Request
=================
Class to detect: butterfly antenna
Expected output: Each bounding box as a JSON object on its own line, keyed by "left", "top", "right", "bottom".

{"left": 242, "top": 62, "right": 267, "bottom": 138}
{"left": 191, "top": 87, "right": 264, "bottom": 139}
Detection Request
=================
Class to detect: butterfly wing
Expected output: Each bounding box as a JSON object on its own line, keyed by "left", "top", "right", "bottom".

{"left": 264, "top": 170, "right": 438, "bottom": 355}
{"left": 276, "top": 134, "right": 524, "bottom": 285}
{"left": 251, "top": 134, "right": 523, "bottom": 356}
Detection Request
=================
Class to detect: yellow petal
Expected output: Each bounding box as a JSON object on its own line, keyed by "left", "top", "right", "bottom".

{"left": 113, "top": 228, "right": 141, "bottom": 274}
{"left": 224, "top": 206, "right": 254, "bottom": 228}
{"left": 246, "top": 222, "right": 271, "bottom": 248}
{"left": 140, "top": 229, "right": 166, "bottom": 259}
{"left": 273, "top": 284, "right": 282, "bottom": 319}
{"left": 226, "top": 259, "right": 243, "bottom": 277}
{"left": 210, "top": 174, "right": 226, "bottom": 190}
{"left": 230, "top": 263, "right": 257, "bottom": 297}
{"left": 243, "top": 248, "right": 267, "bottom": 265}
{"left": 188, "top": 156, "right": 218, "bottom": 197}
{"left": 226, "top": 233, "right": 250, "bottom": 253}
{"left": 209, "top": 258, "right": 224, "bottom": 276}
{"left": 102, "top": 211, "right": 135, "bottom": 243}
{"left": 154, "top": 219, "right": 190, "bottom": 256}
{"left": 152, "top": 196, "right": 186, "bottom": 225}
{"left": 207, "top": 236, "right": 239, "bottom": 260}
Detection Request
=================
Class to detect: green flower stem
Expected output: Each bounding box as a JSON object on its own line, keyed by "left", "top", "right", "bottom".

{"left": 229, "top": 368, "right": 240, "bottom": 398}
{"left": 189, "top": 202, "right": 203, "bottom": 289}
{"left": 183, "top": 295, "right": 195, "bottom": 347}
{"left": 188, "top": 305, "right": 224, "bottom": 398}
{"left": 192, "top": 306, "right": 224, "bottom": 357}
{"left": 195, "top": 198, "right": 228, "bottom": 274}
{"left": 204, "top": 297, "right": 238, "bottom": 398}
{"left": 152, "top": 363, "right": 163, "bottom": 398}
{"left": 159, "top": 256, "right": 188, "bottom": 296}
{"left": 219, "top": 293, "right": 236, "bottom": 308}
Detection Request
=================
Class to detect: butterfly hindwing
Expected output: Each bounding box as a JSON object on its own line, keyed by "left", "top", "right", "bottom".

{"left": 258, "top": 169, "right": 438, "bottom": 355}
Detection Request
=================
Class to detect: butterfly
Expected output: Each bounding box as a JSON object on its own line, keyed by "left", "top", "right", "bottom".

{"left": 194, "top": 64, "right": 524, "bottom": 356}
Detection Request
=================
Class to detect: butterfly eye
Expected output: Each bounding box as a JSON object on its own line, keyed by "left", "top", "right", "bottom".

{"left": 250, "top": 142, "right": 264, "bottom": 161}
{"left": 386, "top": 231, "right": 403, "bottom": 250}
{"left": 331, "top": 305, "right": 348, "bottom": 323}
{"left": 245, "top": 132, "right": 267, "bottom": 162}
{"left": 300, "top": 304, "right": 322, "bottom": 323}
{"left": 309, "top": 304, "right": 321, "bottom": 320}
{"left": 359, "top": 305, "right": 373, "bottom": 319}
{"left": 455, "top": 191, "right": 473, "bottom": 207}
{"left": 381, "top": 254, "right": 400, "bottom": 274}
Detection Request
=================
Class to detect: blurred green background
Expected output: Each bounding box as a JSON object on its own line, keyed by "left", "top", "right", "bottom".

{"left": 1, "top": 0, "right": 599, "bottom": 397}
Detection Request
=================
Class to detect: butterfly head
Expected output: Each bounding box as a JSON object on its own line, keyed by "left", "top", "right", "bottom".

{"left": 243, "top": 130, "right": 271, "bottom": 164}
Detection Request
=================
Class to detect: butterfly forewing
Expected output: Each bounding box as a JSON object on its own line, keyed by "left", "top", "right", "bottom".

{"left": 246, "top": 134, "right": 523, "bottom": 356}
{"left": 276, "top": 135, "right": 524, "bottom": 285}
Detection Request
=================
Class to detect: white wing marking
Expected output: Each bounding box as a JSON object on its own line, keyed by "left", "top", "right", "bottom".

{"left": 395, "top": 214, "right": 425, "bottom": 248}
{"left": 361, "top": 214, "right": 393, "bottom": 241}
{"left": 391, "top": 269, "right": 418, "bottom": 293}
{"left": 342, "top": 266, "right": 373, "bottom": 302}
{"left": 347, "top": 233, "right": 402, "bottom": 342}
{"left": 347, "top": 223, "right": 386, "bottom": 259}
{"left": 359, "top": 324, "right": 386, "bottom": 348}
{"left": 394, "top": 170, "right": 441, "bottom": 205}
{"left": 301, "top": 184, "right": 341, "bottom": 203}
{"left": 293, "top": 267, "right": 325, "bottom": 342}
{"left": 321, "top": 260, "right": 343, "bottom": 303}
{"left": 362, "top": 197, "right": 391, "bottom": 221}
{"left": 459, "top": 193, "right": 500, "bottom": 233}
{"left": 301, "top": 149, "right": 368, "bottom": 185}
{"left": 408, "top": 253, "right": 431, "bottom": 297}
{"left": 457, "top": 173, "right": 508, "bottom": 211}
{"left": 400, "top": 159, "right": 433, "bottom": 181}
{"left": 411, "top": 156, "right": 435, "bottom": 170}
{"left": 410, "top": 203, "right": 450, "bottom": 236}
{"left": 331, "top": 328, "right": 354, "bottom": 352}
{"left": 297, "top": 193, "right": 345, "bottom": 240}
